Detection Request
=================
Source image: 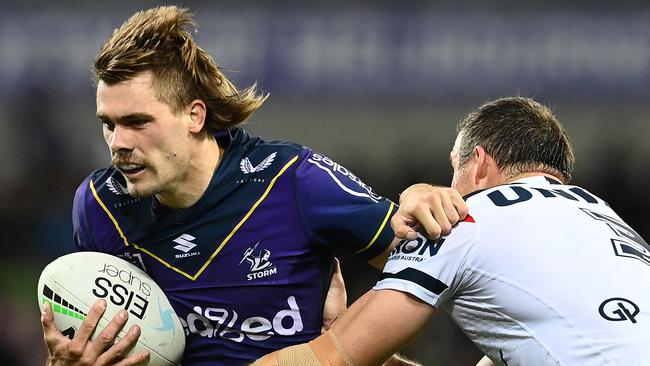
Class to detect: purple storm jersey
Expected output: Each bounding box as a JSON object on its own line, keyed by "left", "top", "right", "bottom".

{"left": 72, "top": 128, "right": 396, "bottom": 365}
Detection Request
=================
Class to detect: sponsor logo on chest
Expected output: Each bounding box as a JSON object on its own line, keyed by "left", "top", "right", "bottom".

{"left": 173, "top": 233, "right": 202, "bottom": 259}
{"left": 180, "top": 296, "right": 303, "bottom": 343}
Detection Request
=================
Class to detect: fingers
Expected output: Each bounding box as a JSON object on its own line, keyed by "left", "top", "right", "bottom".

{"left": 391, "top": 213, "right": 418, "bottom": 241}
{"left": 331, "top": 258, "right": 345, "bottom": 290}
{"left": 110, "top": 339, "right": 149, "bottom": 366}
{"left": 442, "top": 193, "right": 461, "bottom": 226}
{"left": 96, "top": 324, "right": 144, "bottom": 365}
{"left": 451, "top": 189, "right": 469, "bottom": 220}
{"left": 67, "top": 299, "right": 107, "bottom": 359}
{"left": 42, "top": 302, "right": 69, "bottom": 350}
{"left": 413, "top": 201, "right": 444, "bottom": 239}
{"left": 322, "top": 257, "right": 348, "bottom": 332}
{"left": 86, "top": 308, "right": 129, "bottom": 359}
{"left": 393, "top": 185, "right": 468, "bottom": 240}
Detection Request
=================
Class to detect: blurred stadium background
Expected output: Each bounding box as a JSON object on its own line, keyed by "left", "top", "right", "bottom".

{"left": 1, "top": 0, "right": 649, "bottom": 364}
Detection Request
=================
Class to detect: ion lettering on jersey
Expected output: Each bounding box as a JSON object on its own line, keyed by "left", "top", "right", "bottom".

{"left": 375, "top": 176, "right": 650, "bottom": 365}
{"left": 388, "top": 236, "right": 445, "bottom": 262}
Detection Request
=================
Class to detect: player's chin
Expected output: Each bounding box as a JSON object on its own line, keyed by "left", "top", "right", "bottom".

{"left": 126, "top": 182, "right": 158, "bottom": 199}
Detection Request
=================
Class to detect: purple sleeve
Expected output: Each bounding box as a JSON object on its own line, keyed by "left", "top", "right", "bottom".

{"left": 294, "top": 149, "right": 396, "bottom": 260}
{"left": 72, "top": 176, "right": 96, "bottom": 251}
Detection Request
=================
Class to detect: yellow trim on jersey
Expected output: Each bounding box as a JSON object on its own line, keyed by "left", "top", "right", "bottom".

{"left": 90, "top": 180, "right": 196, "bottom": 280}
{"left": 88, "top": 155, "right": 300, "bottom": 281}
{"left": 193, "top": 155, "right": 299, "bottom": 280}
{"left": 355, "top": 201, "right": 395, "bottom": 254}
{"left": 89, "top": 180, "right": 131, "bottom": 248}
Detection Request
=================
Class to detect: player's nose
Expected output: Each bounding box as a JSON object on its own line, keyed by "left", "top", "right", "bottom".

{"left": 108, "top": 125, "right": 134, "bottom": 153}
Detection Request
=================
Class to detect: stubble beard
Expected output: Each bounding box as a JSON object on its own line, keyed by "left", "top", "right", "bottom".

{"left": 124, "top": 175, "right": 161, "bottom": 199}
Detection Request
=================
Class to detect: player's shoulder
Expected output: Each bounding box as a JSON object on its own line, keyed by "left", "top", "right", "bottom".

{"left": 463, "top": 175, "right": 606, "bottom": 214}
{"left": 73, "top": 166, "right": 145, "bottom": 217}
{"left": 76, "top": 166, "right": 129, "bottom": 198}
{"left": 74, "top": 167, "right": 117, "bottom": 202}
{"left": 232, "top": 127, "right": 306, "bottom": 162}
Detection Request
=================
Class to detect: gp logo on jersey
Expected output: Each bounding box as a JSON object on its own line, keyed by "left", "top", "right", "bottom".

{"left": 599, "top": 297, "right": 640, "bottom": 324}
{"left": 388, "top": 234, "right": 445, "bottom": 262}
{"left": 239, "top": 241, "right": 278, "bottom": 281}
{"left": 307, "top": 153, "right": 382, "bottom": 202}
{"left": 240, "top": 152, "right": 277, "bottom": 174}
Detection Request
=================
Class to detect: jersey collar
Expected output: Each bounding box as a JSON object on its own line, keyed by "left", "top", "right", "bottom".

{"left": 510, "top": 175, "right": 563, "bottom": 186}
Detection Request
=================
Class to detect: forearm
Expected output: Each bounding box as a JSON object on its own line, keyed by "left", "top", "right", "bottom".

{"left": 383, "top": 353, "right": 422, "bottom": 366}
{"left": 254, "top": 290, "right": 433, "bottom": 366}
{"left": 331, "top": 290, "right": 435, "bottom": 366}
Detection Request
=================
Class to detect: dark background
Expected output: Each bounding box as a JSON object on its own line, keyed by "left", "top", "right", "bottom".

{"left": 1, "top": 1, "right": 649, "bottom": 365}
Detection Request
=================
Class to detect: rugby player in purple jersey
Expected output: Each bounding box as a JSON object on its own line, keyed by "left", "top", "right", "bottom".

{"left": 39, "top": 6, "right": 467, "bottom": 366}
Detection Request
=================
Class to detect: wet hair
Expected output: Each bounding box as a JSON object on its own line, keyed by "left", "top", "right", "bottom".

{"left": 457, "top": 97, "right": 575, "bottom": 182}
{"left": 94, "top": 6, "right": 267, "bottom": 132}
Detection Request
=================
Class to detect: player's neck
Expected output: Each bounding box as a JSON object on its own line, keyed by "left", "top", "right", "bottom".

{"left": 156, "top": 136, "right": 223, "bottom": 209}
{"left": 505, "top": 171, "right": 565, "bottom": 184}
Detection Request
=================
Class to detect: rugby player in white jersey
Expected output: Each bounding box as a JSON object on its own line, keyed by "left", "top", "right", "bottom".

{"left": 253, "top": 97, "right": 650, "bottom": 366}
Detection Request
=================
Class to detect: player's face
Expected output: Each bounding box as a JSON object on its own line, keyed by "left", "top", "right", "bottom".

{"left": 96, "top": 71, "right": 193, "bottom": 200}
{"left": 450, "top": 133, "right": 478, "bottom": 196}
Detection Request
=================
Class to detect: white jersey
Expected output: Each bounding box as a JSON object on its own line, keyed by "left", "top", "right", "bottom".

{"left": 375, "top": 176, "right": 650, "bottom": 366}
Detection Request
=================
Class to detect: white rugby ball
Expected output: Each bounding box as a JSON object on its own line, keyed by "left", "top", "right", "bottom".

{"left": 37, "top": 252, "right": 185, "bottom": 365}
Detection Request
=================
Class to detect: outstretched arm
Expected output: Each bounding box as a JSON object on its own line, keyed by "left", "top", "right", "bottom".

{"left": 253, "top": 289, "right": 435, "bottom": 366}
{"left": 331, "top": 289, "right": 435, "bottom": 366}
{"left": 321, "top": 261, "right": 422, "bottom": 366}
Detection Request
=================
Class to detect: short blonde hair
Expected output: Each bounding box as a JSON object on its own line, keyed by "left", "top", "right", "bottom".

{"left": 94, "top": 6, "right": 267, "bottom": 132}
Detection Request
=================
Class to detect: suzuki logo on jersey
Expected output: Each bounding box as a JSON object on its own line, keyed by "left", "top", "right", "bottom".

{"left": 240, "top": 241, "right": 278, "bottom": 280}
{"left": 180, "top": 296, "right": 304, "bottom": 343}
{"left": 106, "top": 177, "right": 129, "bottom": 195}
{"left": 240, "top": 152, "right": 277, "bottom": 174}
{"left": 173, "top": 234, "right": 201, "bottom": 259}
{"left": 388, "top": 235, "right": 445, "bottom": 262}
{"left": 307, "top": 153, "right": 382, "bottom": 203}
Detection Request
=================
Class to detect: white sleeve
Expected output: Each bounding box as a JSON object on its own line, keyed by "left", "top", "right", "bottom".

{"left": 374, "top": 220, "right": 477, "bottom": 308}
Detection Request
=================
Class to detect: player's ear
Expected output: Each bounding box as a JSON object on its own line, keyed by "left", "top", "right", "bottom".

{"left": 187, "top": 99, "right": 207, "bottom": 134}
{"left": 474, "top": 146, "right": 490, "bottom": 184}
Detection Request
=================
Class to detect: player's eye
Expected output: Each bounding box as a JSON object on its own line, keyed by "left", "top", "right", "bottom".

{"left": 100, "top": 119, "right": 115, "bottom": 132}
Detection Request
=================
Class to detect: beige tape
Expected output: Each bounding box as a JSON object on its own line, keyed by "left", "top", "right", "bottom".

{"left": 276, "top": 330, "right": 356, "bottom": 366}
{"left": 327, "top": 330, "right": 355, "bottom": 366}
{"left": 277, "top": 343, "right": 321, "bottom": 366}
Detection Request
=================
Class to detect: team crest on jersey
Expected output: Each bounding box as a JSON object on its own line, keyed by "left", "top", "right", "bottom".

{"left": 240, "top": 152, "right": 277, "bottom": 174}
{"left": 106, "top": 177, "right": 129, "bottom": 195}
{"left": 239, "top": 241, "right": 278, "bottom": 281}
